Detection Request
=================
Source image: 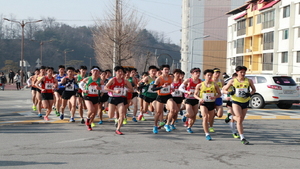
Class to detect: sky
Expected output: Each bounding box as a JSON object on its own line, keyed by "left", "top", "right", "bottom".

{"left": 0, "top": 0, "right": 182, "bottom": 44}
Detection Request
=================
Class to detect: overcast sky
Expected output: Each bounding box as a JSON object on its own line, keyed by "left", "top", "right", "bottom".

{"left": 1, "top": 0, "right": 182, "bottom": 44}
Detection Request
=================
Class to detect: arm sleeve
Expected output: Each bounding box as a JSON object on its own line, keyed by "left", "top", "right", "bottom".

{"left": 178, "top": 83, "right": 187, "bottom": 93}
{"left": 26, "top": 78, "right": 31, "bottom": 86}
{"left": 79, "top": 81, "right": 85, "bottom": 90}
{"left": 151, "top": 85, "right": 163, "bottom": 91}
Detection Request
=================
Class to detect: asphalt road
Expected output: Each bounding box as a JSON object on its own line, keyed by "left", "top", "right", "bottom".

{"left": 1, "top": 90, "right": 300, "bottom": 169}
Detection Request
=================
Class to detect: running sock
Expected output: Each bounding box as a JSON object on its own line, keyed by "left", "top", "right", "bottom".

{"left": 240, "top": 134, "right": 245, "bottom": 140}
{"left": 205, "top": 133, "right": 210, "bottom": 136}
{"left": 229, "top": 122, "right": 237, "bottom": 134}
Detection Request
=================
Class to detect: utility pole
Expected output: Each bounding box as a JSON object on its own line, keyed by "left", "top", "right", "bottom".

{"left": 113, "top": 0, "right": 119, "bottom": 75}
{"left": 180, "top": 0, "right": 190, "bottom": 77}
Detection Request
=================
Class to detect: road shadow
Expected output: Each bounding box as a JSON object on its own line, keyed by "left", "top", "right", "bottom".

{"left": 0, "top": 160, "right": 67, "bottom": 166}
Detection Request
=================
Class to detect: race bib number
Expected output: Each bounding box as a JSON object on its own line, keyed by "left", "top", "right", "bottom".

{"left": 235, "top": 88, "right": 248, "bottom": 98}
{"left": 203, "top": 93, "right": 215, "bottom": 102}
{"left": 65, "top": 84, "right": 74, "bottom": 91}
{"left": 113, "top": 87, "right": 125, "bottom": 97}
{"left": 88, "top": 85, "right": 98, "bottom": 94}
{"left": 172, "top": 89, "right": 182, "bottom": 97}
{"left": 160, "top": 85, "right": 171, "bottom": 94}
{"left": 147, "top": 84, "right": 156, "bottom": 93}
{"left": 188, "top": 89, "right": 195, "bottom": 98}
{"left": 45, "top": 83, "right": 53, "bottom": 90}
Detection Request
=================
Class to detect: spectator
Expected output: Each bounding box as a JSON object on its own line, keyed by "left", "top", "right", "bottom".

{"left": 14, "top": 72, "right": 21, "bottom": 90}
{"left": 8, "top": 69, "right": 15, "bottom": 85}
{"left": 0, "top": 72, "right": 7, "bottom": 91}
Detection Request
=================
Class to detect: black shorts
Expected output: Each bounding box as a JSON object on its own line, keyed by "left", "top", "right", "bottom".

{"left": 156, "top": 94, "right": 172, "bottom": 104}
{"left": 200, "top": 102, "right": 215, "bottom": 111}
{"left": 139, "top": 94, "right": 144, "bottom": 99}
{"left": 132, "top": 92, "right": 138, "bottom": 99}
{"left": 42, "top": 93, "right": 54, "bottom": 100}
{"left": 76, "top": 92, "right": 83, "bottom": 98}
{"left": 36, "top": 88, "right": 41, "bottom": 93}
{"left": 55, "top": 89, "right": 64, "bottom": 96}
{"left": 84, "top": 96, "right": 99, "bottom": 105}
{"left": 185, "top": 99, "right": 199, "bottom": 106}
{"left": 144, "top": 96, "right": 156, "bottom": 103}
{"left": 62, "top": 91, "right": 76, "bottom": 100}
{"left": 99, "top": 93, "right": 109, "bottom": 103}
{"left": 173, "top": 97, "right": 183, "bottom": 104}
{"left": 31, "top": 87, "right": 38, "bottom": 91}
{"left": 232, "top": 101, "right": 249, "bottom": 109}
{"left": 108, "top": 97, "right": 125, "bottom": 106}
{"left": 226, "top": 101, "right": 232, "bottom": 107}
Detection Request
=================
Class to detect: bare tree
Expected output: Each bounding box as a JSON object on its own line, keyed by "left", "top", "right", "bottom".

{"left": 92, "top": 0, "right": 146, "bottom": 70}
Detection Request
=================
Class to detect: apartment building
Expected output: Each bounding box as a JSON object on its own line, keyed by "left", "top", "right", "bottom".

{"left": 181, "top": 0, "right": 247, "bottom": 76}
{"left": 226, "top": 0, "right": 300, "bottom": 83}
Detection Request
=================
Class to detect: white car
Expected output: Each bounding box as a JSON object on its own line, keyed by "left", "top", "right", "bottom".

{"left": 224, "top": 75, "right": 300, "bottom": 109}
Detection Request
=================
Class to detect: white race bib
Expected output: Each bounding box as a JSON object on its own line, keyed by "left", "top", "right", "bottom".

{"left": 235, "top": 88, "right": 248, "bottom": 98}
{"left": 147, "top": 84, "right": 156, "bottom": 93}
{"left": 65, "top": 84, "right": 74, "bottom": 91}
{"left": 113, "top": 87, "right": 125, "bottom": 97}
{"left": 88, "top": 85, "right": 98, "bottom": 94}
{"left": 45, "top": 83, "right": 53, "bottom": 90}
{"left": 203, "top": 93, "right": 215, "bottom": 102}
{"left": 172, "top": 89, "right": 182, "bottom": 97}
{"left": 160, "top": 85, "right": 171, "bottom": 94}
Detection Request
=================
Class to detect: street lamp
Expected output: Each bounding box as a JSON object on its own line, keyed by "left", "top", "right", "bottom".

{"left": 40, "top": 40, "right": 53, "bottom": 66}
{"left": 3, "top": 18, "right": 42, "bottom": 86}
{"left": 190, "top": 35, "right": 210, "bottom": 69}
{"left": 57, "top": 49, "right": 74, "bottom": 67}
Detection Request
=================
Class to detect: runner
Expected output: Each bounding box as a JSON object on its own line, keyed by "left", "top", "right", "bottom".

{"left": 76, "top": 65, "right": 88, "bottom": 124}
{"left": 179, "top": 68, "right": 202, "bottom": 133}
{"left": 105, "top": 66, "right": 133, "bottom": 135}
{"left": 128, "top": 68, "right": 139, "bottom": 122}
{"left": 223, "top": 66, "right": 256, "bottom": 145}
{"left": 209, "top": 68, "right": 225, "bottom": 132}
{"left": 35, "top": 67, "right": 58, "bottom": 121}
{"left": 35, "top": 66, "right": 46, "bottom": 117}
{"left": 223, "top": 73, "right": 240, "bottom": 138}
{"left": 27, "top": 68, "right": 40, "bottom": 111}
{"left": 60, "top": 67, "right": 78, "bottom": 122}
{"left": 138, "top": 66, "right": 158, "bottom": 121}
{"left": 194, "top": 69, "right": 221, "bottom": 140}
{"left": 79, "top": 66, "right": 102, "bottom": 131}
{"left": 137, "top": 72, "right": 149, "bottom": 118}
{"left": 151, "top": 64, "right": 179, "bottom": 134}
{"left": 169, "top": 69, "right": 184, "bottom": 130}
{"left": 54, "top": 65, "right": 66, "bottom": 118}
{"left": 97, "top": 71, "right": 109, "bottom": 124}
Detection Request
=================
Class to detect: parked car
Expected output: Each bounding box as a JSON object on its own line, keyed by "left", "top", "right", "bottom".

{"left": 224, "top": 75, "right": 300, "bottom": 109}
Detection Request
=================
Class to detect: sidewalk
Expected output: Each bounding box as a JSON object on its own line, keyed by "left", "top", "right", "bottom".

{"left": 1, "top": 83, "right": 28, "bottom": 91}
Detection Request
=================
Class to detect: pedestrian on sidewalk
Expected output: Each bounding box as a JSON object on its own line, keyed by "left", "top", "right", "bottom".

{"left": 14, "top": 72, "right": 21, "bottom": 90}
{"left": 0, "top": 72, "right": 7, "bottom": 90}
{"left": 8, "top": 70, "right": 15, "bottom": 85}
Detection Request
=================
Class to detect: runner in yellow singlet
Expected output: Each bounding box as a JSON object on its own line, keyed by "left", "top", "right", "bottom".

{"left": 223, "top": 66, "right": 256, "bottom": 145}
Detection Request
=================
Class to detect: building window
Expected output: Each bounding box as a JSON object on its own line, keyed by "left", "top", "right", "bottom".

{"left": 283, "top": 5, "right": 290, "bottom": 18}
{"left": 257, "top": 14, "right": 261, "bottom": 24}
{"left": 234, "top": 40, "right": 237, "bottom": 48}
{"left": 263, "top": 53, "right": 273, "bottom": 70}
{"left": 237, "top": 19, "right": 246, "bottom": 36}
{"left": 281, "top": 52, "right": 288, "bottom": 63}
{"left": 236, "top": 38, "right": 244, "bottom": 54}
{"left": 298, "top": 27, "right": 300, "bottom": 38}
{"left": 249, "top": 17, "right": 253, "bottom": 27}
{"left": 282, "top": 29, "right": 289, "bottom": 40}
{"left": 297, "top": 51, "right": 300, "bottom": 63}
{"left": 263, "top": 31, "right": 274, "bottom": 50}
{"left": 263, "top": 10, "right": 275, "bottom": 29}
{"left": 236, "top": 56, "right": 244, "bottom": 66}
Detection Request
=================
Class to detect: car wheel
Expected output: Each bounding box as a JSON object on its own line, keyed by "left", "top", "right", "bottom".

{"left": 276, "top": 102, "right": 293, "bottom": 109}
{"left": 249, "top": 94, "right": 265, "bottom": 109}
